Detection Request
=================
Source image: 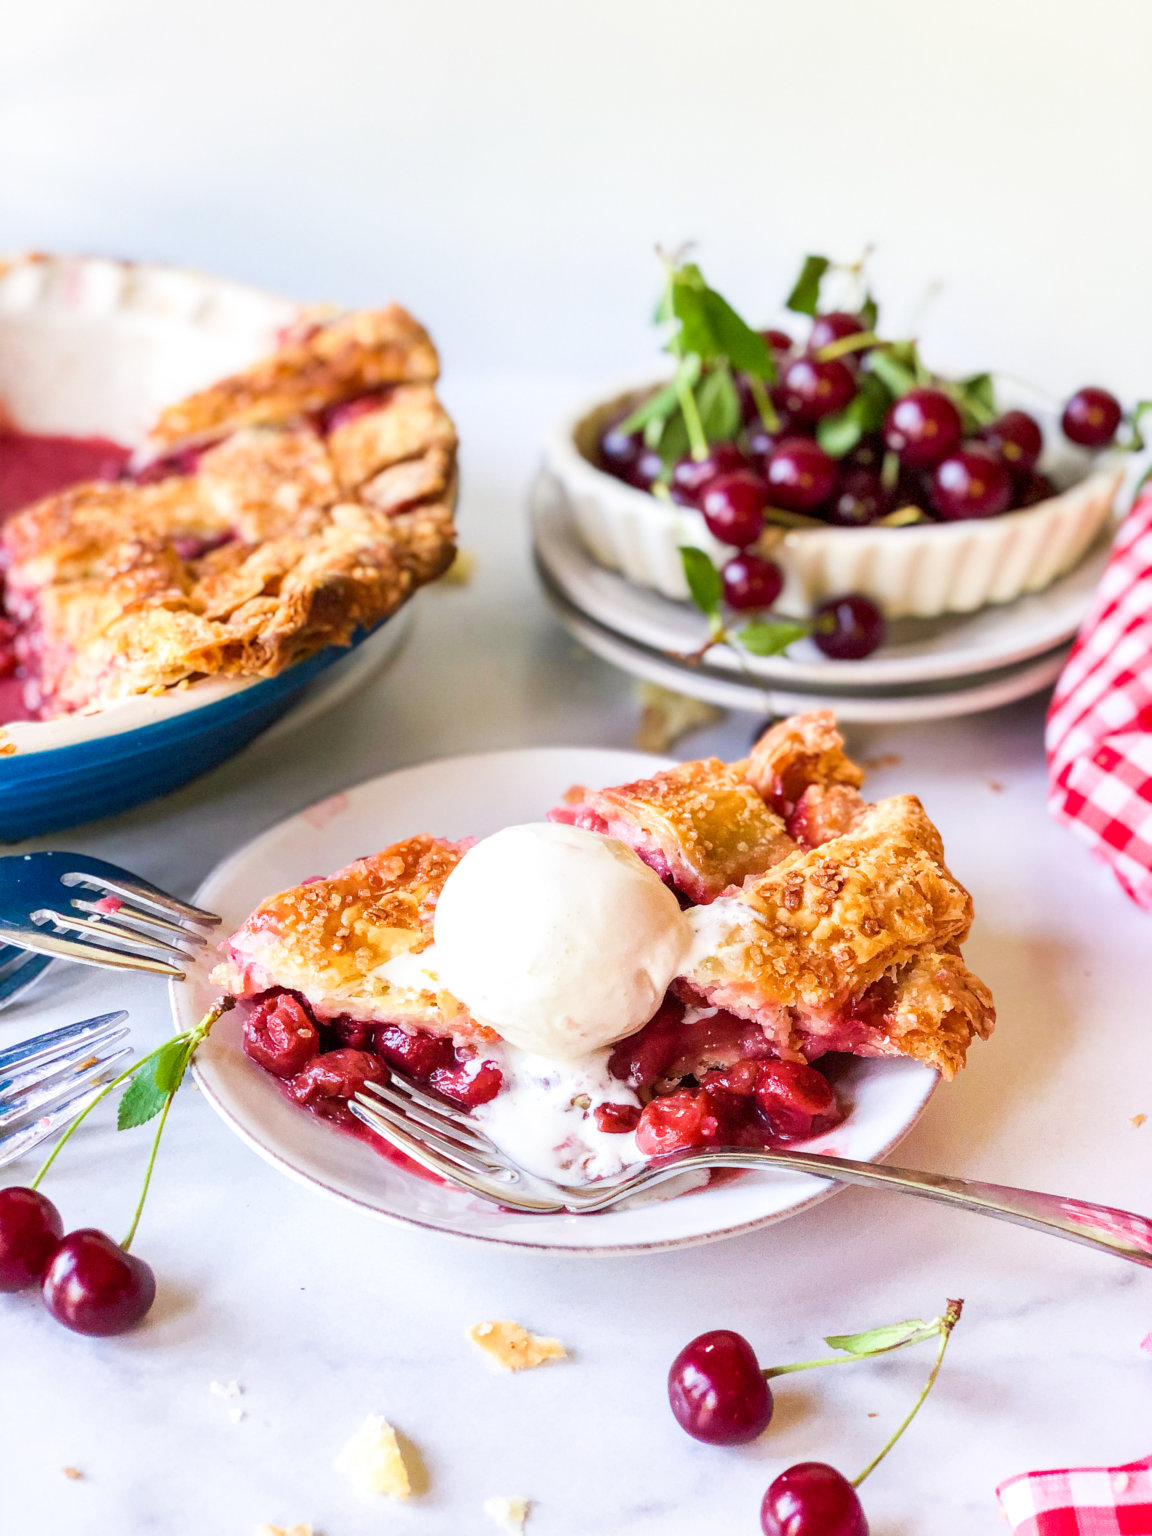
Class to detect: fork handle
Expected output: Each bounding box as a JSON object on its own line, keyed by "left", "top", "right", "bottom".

{"left": 579, "top": 1147, "right": 1152, "bottom": 1267}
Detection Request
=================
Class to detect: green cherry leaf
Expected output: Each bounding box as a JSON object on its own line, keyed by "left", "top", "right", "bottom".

{"left": 817, "top": 411, "right": 864, "bottom": 459}
{"left": 956, "top": 371, "right": 998, "bottom": 430}
{"left": 785, "top": 254, "right": 830, "bottom": 317}
{"left": 696, "top": 365, "right": 742, "bottom": 444}
{"left": 817, "top": 373, "right": 891, "bottom": 459}
{"left": 680, "top": 546, "right": 723, "bottom": 618}
{"left": 618, "top": 357, "right": 702, "bottom": 436}
{"left": 1123, "top": 398, "right": 1152, "bottom": 451}
{"left": 825, "top": 1319, "right": 936, "bottom": 1356}
{"left": 116, "top": 1057, "right": 171, "bottom": 1131}
{"left": 657, "top": 409, "right": 691, "bottom": 469}
{"left": 865, "top": 347, "right": 918, "bottom": 399}
{"left": 153, "top": 1035, "right": 195, "bottom": 1096}
{"left": 860, "top": 291, "right": 879, "bottom": 331}
{"left": 736, "top": 619, "right": 810, "bottom": 656}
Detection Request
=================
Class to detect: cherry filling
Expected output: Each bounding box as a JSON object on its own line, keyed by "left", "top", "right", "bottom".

{"left": 604, "top": 996, "right": 842, "bottom": 1157}
{"left": 239, "top": 989, "right": 505, "bottom": 1130}
{"left": 240, "top": 985, "right": 843, "bottom": 1173}
{"left": 318, "top": 388, "right": 394, "bottom": 435}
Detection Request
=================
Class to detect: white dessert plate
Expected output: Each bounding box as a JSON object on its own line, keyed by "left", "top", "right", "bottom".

{"left": 539, "top": 567, "right": 1070, "bottom": 724}
{"left": 173, "top": 748, "right": 939, "bottom": 1255}
{"left": 531, "top": 466, "right": 1106, "bottom": 690}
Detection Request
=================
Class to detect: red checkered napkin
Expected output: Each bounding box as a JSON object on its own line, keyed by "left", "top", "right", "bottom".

{"left": 997, "top": 1455, "right": 1152, "bottom": 1534}
{"left": 1046, "top": 486, "right": 1152, "bottom": 910}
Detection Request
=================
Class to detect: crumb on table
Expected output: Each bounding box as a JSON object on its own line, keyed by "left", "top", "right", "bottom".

{"left": 469, "top": 1320, "right": 568, "bottom": 1371}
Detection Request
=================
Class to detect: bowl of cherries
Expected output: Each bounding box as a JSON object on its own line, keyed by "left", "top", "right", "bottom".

{"left": 549, "top": 252, "right": 1134, "bottom": 628}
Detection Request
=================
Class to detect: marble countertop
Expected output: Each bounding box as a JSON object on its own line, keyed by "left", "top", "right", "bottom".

{"left": 5, "top": 376, "right": 1151, "bottom": 1536}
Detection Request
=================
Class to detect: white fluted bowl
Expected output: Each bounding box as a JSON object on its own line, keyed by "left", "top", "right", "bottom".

{"left": 548, "top": 378, "right": 1126, "bottom": 619}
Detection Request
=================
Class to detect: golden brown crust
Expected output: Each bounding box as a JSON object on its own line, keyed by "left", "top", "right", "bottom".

{"left": 876, "top": 947, "right": 995, "bottom": 1078}
{"left": 681, "top": 795, "right": 972, "bottom": 1011}
{"left": 361, "top": 446, "right": 454, "bottom": 514}
{"left": 2, "top": 309, "right": 457, "bottom": 716}
{"left": 211, "top": 834, "right": 484, "bottom": 1036}
{"left": 150, "top": 307, "right": 440, "bottom": 451}
{"left": 742, "top": 709, "right": 865, "bottom": 814}
{"left": 326, "top": 386, "right": 457, "bottom": 491}
{"left": 567, "top": 758, "right": 795, "bottom": 903}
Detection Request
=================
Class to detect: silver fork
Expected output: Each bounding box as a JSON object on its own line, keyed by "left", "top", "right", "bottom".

{"left": 1, "top": 1011, "right": 131, "bottom": 1167}
{"left": 352, "top": 1077, "right": 1152, "bottom": 1269}
{"left": 0, "top": 852, "right": 220, "bottom": 978}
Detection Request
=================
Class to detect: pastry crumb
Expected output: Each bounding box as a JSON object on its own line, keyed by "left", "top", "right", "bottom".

{"left": 469, "top": 1320, "right": 567, "bottom": 1371}
{"left": 61, "top": 1467, "right": 83, "bottom": 1480}
{"left": 1132, "top": 1114, "right": 1147, "bottom": 1129}
{"left": 209, "top": 1379, "right": 243, "bottom": 1398}
{"left": 254, "top": 1525, "right": 312, "bottom": 1536}
{"left": 334, "top": 1413, "right": 412, "bottom": 1498}
{"left": 861, "top": 752, "right": 902, "bottom": 771}
{"left": 634, "top": 683, "right": 722, "bottom": 753}
{"left": 229, "top": 1407, "right": 246, "bottom": 1424}
{"left": 986, "top": 779, "right": 1005, "bottom": 793}
{"left": 484, "top": 1494, "right": 531, "bottom": 1532}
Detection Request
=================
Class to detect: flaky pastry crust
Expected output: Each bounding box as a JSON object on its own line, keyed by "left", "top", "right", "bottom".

{"left": 550, "top": 757, "right": 794, "bottom": 903}
{"left": 2, "top": 308, "right": 457, "bottom": 716}
{"left": 211, "top": 834, "right": 486, "bottom": 1039}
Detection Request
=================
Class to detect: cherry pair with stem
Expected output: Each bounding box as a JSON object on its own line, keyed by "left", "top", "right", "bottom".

{"left": 0, "top": 997, "right": 232, "bottom": 1336}
{"left": 668, "top": 1300, "right": 963, "bottom": 1535}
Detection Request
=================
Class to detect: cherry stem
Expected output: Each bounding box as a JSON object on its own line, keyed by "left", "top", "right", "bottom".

{"left": 748, "top": 375, "right": 780, "bottom": 433}
{"left": 675, "top": 616, "right": 728, "bottom": 664}
{"left": 676, "top": 373, "right": 709, "bottom": 461}
{"left": 816, "top": 331, "right": 880, "bottom": 363}
{"left": 30, "top": 1042, "right": 167, "bottom": 1192}
{"left": 761, "top": 1323, "right": 942, "bottom": 1380}
{"left": 851, "top": 1299, "right": 964, "bottom": 1490}
{"left": 121, "top": 1089, "right": 174, "bottom": 1252}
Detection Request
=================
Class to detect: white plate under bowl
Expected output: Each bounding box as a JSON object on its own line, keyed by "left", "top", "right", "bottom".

{"left": 532, "top": 465, "right": 1105, "bottom": 690}
{"left": 173, "top": 748, "right": 939, "bottom": 1255}
{"left": 539, "top": 569, "right": 1070, "bottom": 724}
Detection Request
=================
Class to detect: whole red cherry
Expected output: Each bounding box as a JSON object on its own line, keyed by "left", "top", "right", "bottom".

{"left": 761, "top": 1462, "right": 868, "bottom": 1536}
{"left": 42, "top": 1229, "right": 157, "bottom": 1336}
{"left": 668, "top": 1329, "right": 773, "bottom": 1444}
{"left": 0, "top": 1187, "right": 64, "bottom": 1290}
{"left": 883, "top": 388, "right": 962, "bottom": 470}
{"left": 1061, "top": 387, "right": 1122, "bottom": 448}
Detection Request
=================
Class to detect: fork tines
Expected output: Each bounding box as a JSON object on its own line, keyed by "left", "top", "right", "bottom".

{"left": 0, "top": 852, "right": 222, "bottom": 978}
{"left": 351, "top": 1076, "right": 523, "bottom": 1191}
{"left": 0, "top": 1011, "right": 131, "bottom": 1168}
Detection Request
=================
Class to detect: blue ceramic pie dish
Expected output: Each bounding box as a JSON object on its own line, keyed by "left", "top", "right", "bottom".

{"left": 1, "top": 634, "right": 376, "bottom": 841}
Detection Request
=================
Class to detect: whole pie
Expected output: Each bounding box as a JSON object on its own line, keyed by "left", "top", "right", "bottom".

{"left": 212, "top": 712, "right": 994, "bottom": 1185}
{"left": 0, "top": 307, "right": 457, "bottom": 718}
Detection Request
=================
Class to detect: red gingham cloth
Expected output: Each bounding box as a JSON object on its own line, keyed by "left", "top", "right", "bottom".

{"left": 1046, "top": 486, "right": 1152, "bottom": 909}
{"left": 997, "top": 1455, "right": 1152, "bottom": 1534}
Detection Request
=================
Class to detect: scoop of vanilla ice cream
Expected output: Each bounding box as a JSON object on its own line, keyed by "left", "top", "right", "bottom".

{"left": 432, "top": 822, "right": 691, "bottom": 1059}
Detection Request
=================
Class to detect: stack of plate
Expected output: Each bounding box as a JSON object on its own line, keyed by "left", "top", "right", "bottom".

{"left": 530, "top": 468, "right": 1107, "bottom": 723}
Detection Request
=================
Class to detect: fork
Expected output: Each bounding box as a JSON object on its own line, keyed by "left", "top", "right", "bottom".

{"left": 352, "top": 1077, "right": 1152, "bottom": 1269}
{"left": 1, "top": 1011, "right": 131, "bottom": 1167}
{"left": 0, "top": 852, "right": 220, "bottom": 978}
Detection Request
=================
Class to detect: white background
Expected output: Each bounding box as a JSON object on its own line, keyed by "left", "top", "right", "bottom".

{"left": 4, "top": 0, "right": 1152, "bottom": 395}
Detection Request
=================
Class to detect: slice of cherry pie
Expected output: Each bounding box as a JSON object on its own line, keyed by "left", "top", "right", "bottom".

{"left": 212, "top": 712, "right": 994, "bottom": 1184}
{"left": 0, "top": 307, "right": 456, "bottom": 718}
